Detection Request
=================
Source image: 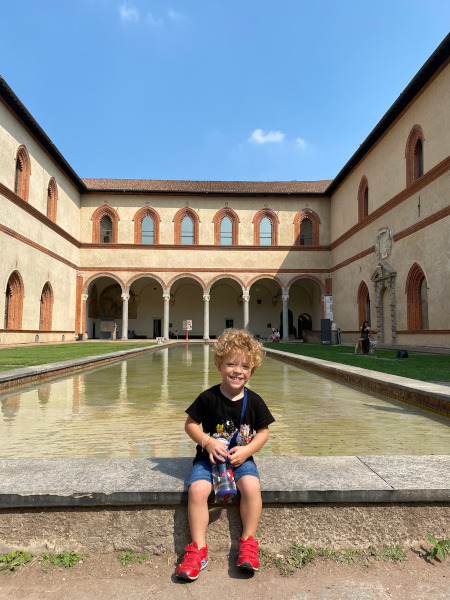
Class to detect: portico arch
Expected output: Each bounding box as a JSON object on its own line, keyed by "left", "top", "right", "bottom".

{"left": 286, "top": 277, "right": 323, "bottom": 339}
{"left": 248, "top": 276, "right": 284, "bottom": 339}
{"left": 209, "top": 277, "right": 246, "bottom": 336}
{"left": 166, "top": 275, "right": 205, "bottom": 338}
{"left": 84, "top": 274, "right": 125, "bottom": 339}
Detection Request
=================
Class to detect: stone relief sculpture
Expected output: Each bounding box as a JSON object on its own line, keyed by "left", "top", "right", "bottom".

{"left": 375, "top": 227, "right": 394, "bottom": 260}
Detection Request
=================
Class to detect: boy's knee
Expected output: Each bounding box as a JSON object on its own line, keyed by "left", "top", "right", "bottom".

{"left": 237, "top": 475, "right": 261, "bottom": 497}
{"left": 189, "top": 480, "right": 212, "bottom": 502}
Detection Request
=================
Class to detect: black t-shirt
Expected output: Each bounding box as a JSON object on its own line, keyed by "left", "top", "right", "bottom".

{"left": 186, "top": 384, "right": 275, "bottom": 464}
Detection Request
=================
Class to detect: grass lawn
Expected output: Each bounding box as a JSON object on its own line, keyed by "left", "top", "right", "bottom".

{"left": 264, "top": 342, "right": 450, "bottom": 383}
{"left": 0, "top": 342, "right": 154, "bottom": 371}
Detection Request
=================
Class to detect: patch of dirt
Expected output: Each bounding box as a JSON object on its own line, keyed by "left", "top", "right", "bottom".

{"left": 0, "top": 548, "right": 449, "bottom": 600}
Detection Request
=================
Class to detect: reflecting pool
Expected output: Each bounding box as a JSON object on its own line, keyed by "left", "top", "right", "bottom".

{"left": 0, "top": 344, "right": 448, "bottom": 459}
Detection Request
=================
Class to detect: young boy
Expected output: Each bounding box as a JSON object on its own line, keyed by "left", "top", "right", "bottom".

{"left": 176, "top": 328, "right": 275, "bottom": 581}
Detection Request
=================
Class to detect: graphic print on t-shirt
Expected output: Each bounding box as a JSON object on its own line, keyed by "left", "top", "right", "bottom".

{"left": 212, "top": 421, "right": 252, "bottom": 446}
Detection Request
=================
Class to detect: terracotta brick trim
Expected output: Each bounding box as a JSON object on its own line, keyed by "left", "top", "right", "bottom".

{"left": 47, "top": 177, "right": 58, "bottom": 222}
{"left": 247, "top": 273, "right": 285, "bottom": 291}
{"left": 132, "top": 206, "right": 161, "bottom": 244}
{"left": 91, "top": 205, "right": 120, "bottom": 244}
{"left": 39, "top": 281, "right": 53, "bottom": 330}
{"left": 357, "top": 280, "right": 370, "bottom": 328}
{"left": 405, "top": 124, "right": 424, "bottom": 187}
{"left": 357, "top": 176, "right": 369, "bottom": 222}
{"left": 213, "top": 207, "right": 239, "bottom": 245}
{"left": 5, "top": 270, "right": 24, "bottom": 330}
{"left": 0, "top": 182, "right": 80, "bottom": 247}
{"left": 286, "top": 274, "right": 326, "bottom": 294}
{"left": 14, "top": 145, "right": 31, "bottom": 202}
{"left": 173, "top": 207, "right": 200, "bottom": 244}
{"left": 405, "top": 262, "right": 426, "bottom": 330}
{"left": 253, "top": 208, "right": 279, "bottom": 246}
{"left": 330, "top": 155, "right": 450, "bottom": 250}
{"left": 293, "top": 209, "right": 321, "bottom": 245}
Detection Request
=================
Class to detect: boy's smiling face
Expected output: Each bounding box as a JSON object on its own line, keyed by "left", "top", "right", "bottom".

{"left": 218, "top": 351, "right": 251, "bottom": 400}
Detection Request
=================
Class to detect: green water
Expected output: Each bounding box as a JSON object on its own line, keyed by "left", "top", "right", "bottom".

{"left": 0, "top": 345, "right": 448, "bottom": 458}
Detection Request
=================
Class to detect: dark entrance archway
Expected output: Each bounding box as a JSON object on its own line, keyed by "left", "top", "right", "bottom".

{"left": 297, "top": 312, "right": 312, "bottom": 340}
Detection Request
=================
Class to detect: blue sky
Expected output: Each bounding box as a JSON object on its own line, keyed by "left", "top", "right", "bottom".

{"left": 1, "top": 1, "right": 448, "bottom": 182}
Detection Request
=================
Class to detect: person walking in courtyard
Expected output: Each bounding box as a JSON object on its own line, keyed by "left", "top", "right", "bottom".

{"left": 355, "top": 321, "right": 371, "bottom": 354}
{"left": 176, "top": 328, "right": 275, "bottom": 581}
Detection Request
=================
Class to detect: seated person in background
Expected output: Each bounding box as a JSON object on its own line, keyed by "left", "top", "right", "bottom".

{"left": 355, "top": 321, "right": 371, "bottom": 355}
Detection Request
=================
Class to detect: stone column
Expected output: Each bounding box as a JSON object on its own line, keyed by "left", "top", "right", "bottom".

{"left": 282, "top": 293, "right": 289, "bottom": 341}
{"left": 203, "top": 293, "right": 210, "bottom": 341}
{"left": 163, "top": 293, "right": 170, "bottom": 340}
{"left": 121, "top": 293, "right": 130, "bottom": 340}
{"left": 81, "top": 294, "right": 88, "bottom": 340}
{"left": 242, "top": 291, "right": 250, "bottom": 331}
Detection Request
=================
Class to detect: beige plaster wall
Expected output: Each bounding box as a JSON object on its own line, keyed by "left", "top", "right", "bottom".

{"left": 0, "top": 101, "right": 81, "bottom": 239}
{"left": 330, "top": 63, "right": 450, "bottom": 242}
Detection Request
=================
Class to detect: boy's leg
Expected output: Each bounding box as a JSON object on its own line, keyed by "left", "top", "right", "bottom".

{"left": 188, "top": 479, "right": 213, "bottom": 547}
{"left": 236, "top": 474, "right": 262, "bottom": 539}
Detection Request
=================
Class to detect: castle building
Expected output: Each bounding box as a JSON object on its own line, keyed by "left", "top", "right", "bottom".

{"left": 1, "top": 35, "right": 449, "bottom": 348}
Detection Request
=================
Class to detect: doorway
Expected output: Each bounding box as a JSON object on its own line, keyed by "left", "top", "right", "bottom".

{"left": 153, "top": 319, "right": 162, "bottom": 338}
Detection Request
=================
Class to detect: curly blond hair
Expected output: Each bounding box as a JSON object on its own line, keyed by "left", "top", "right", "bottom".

{"left": 214, "top": 328, "right": 265, "bottom": 373}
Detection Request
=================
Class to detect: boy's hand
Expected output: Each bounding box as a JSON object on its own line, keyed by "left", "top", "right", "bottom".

{"left": 208, "top": 438, "right": 229, "bottom": 464}
{"left": 228, "top": 445, "right": 251, "bottom": 468}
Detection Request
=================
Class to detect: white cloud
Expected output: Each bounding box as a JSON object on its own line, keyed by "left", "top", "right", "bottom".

{"left": 119, "top": 4, "right": 140, "bottom": 22}
{"left": 146, "top": 12, "right": 164, "bottom": 26}
{"left": 248, "top": 129, "right": 285, "bottom": 145}
{"left": 296, "top": 137, "right": 307, "bottom": 150}
{"left": 168, "top": 9, "right": 185, "bottom": 21}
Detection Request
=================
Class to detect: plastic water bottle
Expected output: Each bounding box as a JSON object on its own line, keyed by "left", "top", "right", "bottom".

{"left": 211, "top": 439, "right": 237, "bottom": 501}
{"left": 212, "top": 460, "right": 237, "bottom": 501}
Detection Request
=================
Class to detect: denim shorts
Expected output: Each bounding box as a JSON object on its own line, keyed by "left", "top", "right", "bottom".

{"left": 188, "top": 459, "right": 259, "bottom": 487}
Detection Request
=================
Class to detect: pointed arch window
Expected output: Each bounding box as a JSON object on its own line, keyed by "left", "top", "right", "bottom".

{"left": 357, "top": 281, "right": 371, "bottom": 329}
{"left": 293, "top": 209, "right": 320, "bottom": 245}
{"left": 253, "top": 208, "right": 279, "bottom": 246}
{"left": 405, "top": 125, "right": 425, "bottom": 186}
{"left": 4, "top": 271, "right": 24, "bottom": 330}
{"left": 40, "top": 282, "right": 53, "bottom": 330}
{"left": 357, "top": 176, "right": 369, "bottom": 221}
{"left": 47, "top": 177, "right": 58, "bottom": 222}
{"left": 213, "top": 207, "right": 239, "bottom": 245}
{"left": 91, "top": 205, "right": 119, "bottom": 243}
{"left": 14, "top": 145, "right": 31, "bottom": 202}
{"left": 133, "top": 206, "right": 160, "bottom": 244}
{"left": 173, "top": 207, "right": 200, "bottom": 244}
{"left": 406, "top": 263, "right": 428, "bottom": 330}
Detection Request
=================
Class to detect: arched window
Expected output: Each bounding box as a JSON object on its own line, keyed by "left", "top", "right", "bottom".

{"left": 253, "top": 208, "right": 279, "bottom": 246}
{"left": 406, "top": 263, "right": 428, "bottom": 330}
{"left": 14, "top": 145, "right": 31, "bottom": 202}
{"left": 91, "top": 205, "right": 119, "bottom": 243}
{"left": 141, "top": 216, "right": 154, "bottom": 244}
{"left": 300, "top": 218, "right": 313, "bottom": 245}
{"left": 405, "top": 125, "right": 425, "bottom": 186}
{"left": 357, "top": 281, "right": 371, "bottom": 328}
{"left": 133, "top": 206, "right": 160, "bottom": 244}
{"left": 100, "top": 215, "right": 113, "bottom": 243}
{"left": 213, "top": 207, "right": 239, "bottom": 245}
{"left": 357, "top": 176, "right": 369, "bottom": 221}
{"left": 39, "top": 282, "right": 53, "bottom": 330}
{"left": 293, "top": 209, "right": 320, "bottom": 245}
{"left": 181, "top": 216, "right": 194, "bottom": 244}
{"left": 4, "top": 271, "right": 24, "bottom": 330}
{"left": 173, "top": 207, "right": 200, "bottom": 244}
{"left": 47, "top": 177, "right": 58, "bottom": 222}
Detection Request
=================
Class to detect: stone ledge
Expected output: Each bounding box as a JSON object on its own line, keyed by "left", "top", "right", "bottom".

{"left": 0, "top": 456, "right": 448, "bottom": 508}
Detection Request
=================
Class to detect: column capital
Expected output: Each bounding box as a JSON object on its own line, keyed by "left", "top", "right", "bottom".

{"left": 121, "top": 293, "right": 130, "bottom": 302}
{"left": 242, "top": 292, "right": 250, "bottom": 302}
{"left": 81, "top": 294, "right": 89, "bottom": 302}
{"left": 282, "top": 293, "right": 289, "bottom": 302}
{"left": 203, "top": 293, "right": 210, "bottom": 302}
{"left": 163, "top": 293, "right": 171, "bottom": 302}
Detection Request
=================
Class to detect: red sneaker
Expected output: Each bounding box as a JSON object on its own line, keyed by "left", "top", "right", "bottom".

{"left": 176, "top": 542, "right": 208, "bottom": 581}
{"left": 237, "top": 536, "right": 259, "bottom": 571}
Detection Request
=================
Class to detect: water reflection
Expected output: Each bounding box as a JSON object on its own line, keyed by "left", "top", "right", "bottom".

{"left": 0, "top": 345, "right": 448, "bottom": 459}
